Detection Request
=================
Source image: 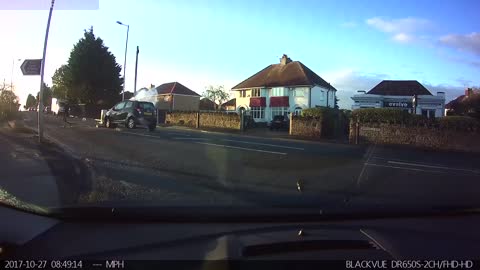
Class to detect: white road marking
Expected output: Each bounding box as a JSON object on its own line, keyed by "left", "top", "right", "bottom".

{"left": 356, "top": 144, "right": 376, "bottom": 186}
{"left": 222, "top": 139, "right": 304, "bottom": 150}
{"left": 121, "top": 131, "right": 159, "bottom": 139}
{"left": 167, "top": 133, "right": 191, "bottom": 137}
{"left": 195, "top": 142, "right": 287, "bottom": 155}
{"left": 365, "top": 162, "right": 449, "bottom": 174}
{"left": 173, "top": 137, "right": 208, "bottom": 140}
{"left": 387, "top": 160, "right": 479, "bottom": 174}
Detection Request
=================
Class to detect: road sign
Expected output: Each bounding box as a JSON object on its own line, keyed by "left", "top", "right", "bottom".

{"left": 20, "top": 59, "right": 42, "bottom": 75}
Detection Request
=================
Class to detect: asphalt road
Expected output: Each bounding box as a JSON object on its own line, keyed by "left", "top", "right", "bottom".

{"left": 17, "top": 112, "right": 480, "bottom": 209}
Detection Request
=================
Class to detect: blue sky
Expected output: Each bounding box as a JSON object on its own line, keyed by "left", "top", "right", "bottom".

{"left": 0, "top": 0, "right": 479, "bottom": 109}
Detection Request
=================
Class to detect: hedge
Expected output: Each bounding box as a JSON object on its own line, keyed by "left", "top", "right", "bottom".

{"left": 352, "top": 108, "right": 480, "bottom": 132}
{"left": 302, "top": 107, "right": 336, "bottom": 118}
{"left": 351, "top": 108, "right": 411, "bottom": 124}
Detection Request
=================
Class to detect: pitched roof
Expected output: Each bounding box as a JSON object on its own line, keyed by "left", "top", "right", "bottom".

{"left": 232, "top": 59, "right": 335, "bottom": 90}
{"left": 199, "top": 98, "right": 216, "bottom": 110}
{"left": 445, "top": 95, "right": 466, "bottom": 109}
{"left": 221, "top": 98, "right": 236, "bottom": 107}
{"left": 367, "top": 80, "right": 432, "bottom": 96}
{"left": 155, "top": 82, "right": 201, "bottom": 96}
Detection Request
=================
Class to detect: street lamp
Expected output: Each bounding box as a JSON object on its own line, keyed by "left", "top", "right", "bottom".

{"left": 117, "top": 20, "right": 129, "bottom": 101}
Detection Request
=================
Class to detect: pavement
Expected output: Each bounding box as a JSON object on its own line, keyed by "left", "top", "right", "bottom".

{"left": 5, "top": 111, "right": 480, "bottom": 210}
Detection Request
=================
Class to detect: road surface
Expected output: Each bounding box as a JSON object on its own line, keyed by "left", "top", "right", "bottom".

{"left": 11, "top": 111, "right": 480, "bottom": 210}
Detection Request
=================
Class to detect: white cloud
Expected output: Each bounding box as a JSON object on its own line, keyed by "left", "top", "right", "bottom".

{"left": 323, "top": 69, "right": 389, "bottom": 109}
{"left": 439, "top": 32, "right": 480, "bottom": 56}
{"left": 366, "top": 17, "right": 432, "bottom": 43}
{"left": 392, "top": 33, "right": 413, "bottom": 43}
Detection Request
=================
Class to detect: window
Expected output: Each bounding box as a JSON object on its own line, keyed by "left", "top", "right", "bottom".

{"left": 271, "top": 87, "right": 286, "bottom": 97}
{"left": 114, "top": 102, "right": 126, "bottom": 110}
{"left": 240, "top": 90, "right": 247, "bottom": 98}
{"left": 294, "top": 89, "right": 304, "bottom": 97}
{"left": 271, "top": 107, "right": 289, "bottom": 118}
{"left": 251, "top": 107, "right": 265, "bottom": 119}
{"left": 138, "top": 102, "right": 156, "bottom": 112}
{"left": 252, "top": 88, "right": 261, "bottom": 97}
{"left": 124, "top": 101, "right": 133, "bottom": 109}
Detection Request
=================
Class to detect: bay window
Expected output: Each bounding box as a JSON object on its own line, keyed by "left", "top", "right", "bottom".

{"left": 271, "top": 107, "right": 289, "bottom": 118}
{"left": 251, "top": 107, "right": 265, "bottom": 119}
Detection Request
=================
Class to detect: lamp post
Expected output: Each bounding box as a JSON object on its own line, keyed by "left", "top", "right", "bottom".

{"left": 38, "top": 0, "right": 55, "bottom": 143}
{"left": 117, "top": 21, "right": 129, "bottom": 101}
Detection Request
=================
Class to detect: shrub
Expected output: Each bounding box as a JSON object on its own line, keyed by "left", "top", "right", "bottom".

{"left": 438, "top": 116, "right": 480, "bottom": 132}
{"left": 351, "top": 108, "right": 411, "bottom": 124}
{"left": 302, "top": 107, "right": 336, "bottom": 118}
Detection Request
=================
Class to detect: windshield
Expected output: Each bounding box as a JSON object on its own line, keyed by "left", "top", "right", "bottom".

{"left": 1, "top": 0, "right": 479, "bottom": 218}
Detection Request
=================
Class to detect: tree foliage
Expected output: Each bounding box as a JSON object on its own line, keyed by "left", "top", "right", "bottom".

{"left": 25, "top": 94, "right": 37, "bottom": 109}
{"left": 0, "top": 83, "right": 20, "bottom": 120}
{"left": 51, "top": 27, "right": 123, "bottom": 109}
{"left": 52, "top": 64, "right": 71, "bottom": 100}
{"left": 202, "top": 85, "right": 230, "bottom": 110}
{"left": 37, "top": 83, "right": 52, "bottom": 107}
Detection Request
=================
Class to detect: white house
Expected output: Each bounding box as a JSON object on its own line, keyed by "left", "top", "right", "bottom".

{"left": 231, "top": 54, "right": 337, "bottom": 122}
{"left": 351, "top": 80, "right": 446, "bottom": 118}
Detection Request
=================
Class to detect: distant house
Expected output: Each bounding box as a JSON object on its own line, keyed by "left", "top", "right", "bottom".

{"left": 231, "top": 54, "right": 337, "bottom": 122}
{"left": 199, "top": 97, "right": 216, "bottom": 110}
{"left": 123, "top": 91, "right": 135, "bottom": 100}
{"left": 221, "top": 98, "right": 236, "bottom": 111}
{"left": 445, "top": 87, "right": 480, "bottom": 115}
{"left": 351, "top": 80, "right": 445, "bottom": 118}
{"left": 133, "top": 82, "right": 201, "bottom": 112}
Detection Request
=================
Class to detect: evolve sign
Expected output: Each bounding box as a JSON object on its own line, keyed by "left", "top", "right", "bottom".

{"left": 385, "top": 101, "right": 412, "bottom": 108}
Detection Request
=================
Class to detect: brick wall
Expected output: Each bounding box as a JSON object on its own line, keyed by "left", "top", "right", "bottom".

{"left": 350, "top": 122, "right": 480, "bottom": 152}
{"left": 165, "top": 112, "right": 198, "bottom": 127}
{"left": 290, "top": 116, "right": 322, "bottom": 137}
{"left": 166, "top": 111, "right": 241, "bottom": 130}
{"left": 199, "top": 112, "right": 241, "bottom": 130}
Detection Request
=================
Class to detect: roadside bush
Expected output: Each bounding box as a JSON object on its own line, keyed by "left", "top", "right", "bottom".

{"left": 437, "top": 116, "right": 480, "bottom": 132}
{"left": 302, "top": 107, "right": 336, "bottom": 118}
{"left": 351, "top": 108, "right": 411, "bottom": 124}
{"left": 352, "top": 108, "right": 480, "bottom": 132}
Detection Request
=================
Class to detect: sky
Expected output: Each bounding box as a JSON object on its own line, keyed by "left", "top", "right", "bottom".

{"left": 0, "top": 0, "right": 479, "bottom": 109}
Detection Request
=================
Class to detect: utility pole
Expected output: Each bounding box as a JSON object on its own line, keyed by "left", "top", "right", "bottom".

{"left": 134, "top": 46, "right": 139, "bottom": 96}
{"left": 38, "top": 0, "right": 55, "bottom": 142}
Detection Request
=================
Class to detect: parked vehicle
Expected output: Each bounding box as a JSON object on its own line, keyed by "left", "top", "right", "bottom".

{"left": 269, "top": 115, "right": 289, "bottom": 131}
{"left": 104, "top": 100, "right": 157, "bottom": 131}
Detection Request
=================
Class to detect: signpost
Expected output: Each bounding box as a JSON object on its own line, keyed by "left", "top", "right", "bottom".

{"left": 20, "top": 59, "right": 42, "bottom": 75}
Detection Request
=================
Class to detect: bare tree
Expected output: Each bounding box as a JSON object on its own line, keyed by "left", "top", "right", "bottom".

{"left": 202, "top": 85, "right": 230, "bottom": 110}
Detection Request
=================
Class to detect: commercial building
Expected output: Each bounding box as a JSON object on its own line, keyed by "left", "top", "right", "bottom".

{"left": 351, "top": 80, "right": 445, "bottom": 118}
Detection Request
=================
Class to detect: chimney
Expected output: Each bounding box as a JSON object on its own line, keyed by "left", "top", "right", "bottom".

{"left": 280, "top": 54, "right": 292, "bottom": 65}
{"left": 357, "top": 90, "right": 366, "bottom": 94}
{"left": 150, "top": 84, "right": 155, "bottom": 89}
{"left": 437, "top": 91, "right": 445, "bottom": 98}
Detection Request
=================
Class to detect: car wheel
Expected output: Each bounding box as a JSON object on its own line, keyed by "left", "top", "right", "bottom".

{"left": 127, "top": 117, "right": 136, "bottom": 129}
